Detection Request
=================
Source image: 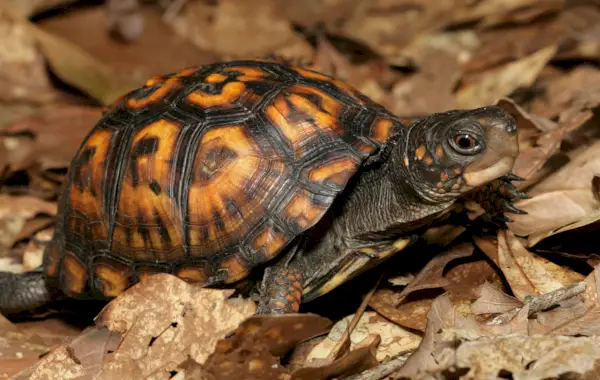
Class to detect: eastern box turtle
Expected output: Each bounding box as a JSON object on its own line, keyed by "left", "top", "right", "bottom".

{"left": 0, "top": 60, "right": 524, "bottom": 316}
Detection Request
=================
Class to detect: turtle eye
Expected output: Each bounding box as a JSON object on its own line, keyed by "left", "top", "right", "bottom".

{"left": 450, "top": 133, "right": 482, "bottom": 155}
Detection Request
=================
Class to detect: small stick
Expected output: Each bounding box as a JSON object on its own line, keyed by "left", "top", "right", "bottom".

{"left": 525, "top": 281, "right": 587, "bottom": 316}
{"left": 344, "top": 354, "right": 410, "bottom": 380}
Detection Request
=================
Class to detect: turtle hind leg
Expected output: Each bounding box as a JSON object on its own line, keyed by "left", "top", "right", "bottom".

{"left": 0, "top": 269, "right": 56, "bottom": 317}
{"left": 256, "top": 266, "right": 303, "bottom": 314}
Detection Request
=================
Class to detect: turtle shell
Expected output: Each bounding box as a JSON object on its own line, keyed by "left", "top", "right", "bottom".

{"left": 43, "top": 60, "right": 401, "bottom": 299}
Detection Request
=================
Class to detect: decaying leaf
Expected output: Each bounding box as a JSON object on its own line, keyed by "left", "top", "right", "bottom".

{"left": 306, "top": 312, "right": 421, "bottom": 363}
{"left": 0, "top": 194, "right": 56, "bottom": 251}
{"left": 2, "top": 106, "right": 101, "bottom": 173}
{"left": 471, "top": 282, "right": 523, "bottom": 315}
{"left": 457, "top": 46, "right": 557, "bottom": 109}
{"left": 96, "top": 274, "right": 256, "bottom": 374}
{"left": 509, "top": 188, "right": 600, "bottom": 246}
{"left": 475, "top": 231, "right": 584, "bottom": 301}
{"left": 204, "top": 313, "right": 330, "bottom": 379}
{"left": 171, "top": 0, "right": 311, "bottom": 59}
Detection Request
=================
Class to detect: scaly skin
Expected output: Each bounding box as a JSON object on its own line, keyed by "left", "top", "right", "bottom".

{"left": 0, "top": 269, "right": 54, "bottom": 316}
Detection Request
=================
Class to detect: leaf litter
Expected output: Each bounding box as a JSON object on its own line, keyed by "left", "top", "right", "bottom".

{"left": 2, "top": 0, "right": 600, "bottom": 379}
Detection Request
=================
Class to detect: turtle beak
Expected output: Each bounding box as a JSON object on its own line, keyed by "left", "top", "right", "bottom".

{"left": 462, "top": 108, "right": 519, "bottom": 187}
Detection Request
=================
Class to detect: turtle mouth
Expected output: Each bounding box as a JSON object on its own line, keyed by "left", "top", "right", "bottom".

{"left": 462, "top": 156, "right": 515, "bottom": 187}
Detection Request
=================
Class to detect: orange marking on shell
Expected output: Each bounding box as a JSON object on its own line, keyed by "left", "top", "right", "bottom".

{"left": 435, "top": 145, "right": 444, "bottom": 158}
{"left": 61, "top": 254, "right": 87, "bottom": 295}
{"left": 403, "top": 156, "right": 409, "bottom": 166}
{"left": 112, "top": 119, "right": 185, "bottom": 261}
{"left": 175, "top": 266, "right": 209, "bottom": 283}
{"left": 176, "top": 67, "right": 200, "bottom": 78}
{"left": 293, "top": 67, "right": 360, "bottom": 98}
{"left": 415, "top": 145, "right": 426, "bottom": 160}
{"left": 223, "top": 66, "right": 266, "bottom": 81}
{"left": 287, "top": 93, "right": 342, "bottom": 135}
{"left": 265, "top": 96, "right": 312, "bottom": 152}
{"left": 355, "top": 142, "right": 374, "bottom": 154}
{"left": 187, "top": 125, "right": 268, "bottom": 253}
{"left": 252, "top": 227, "right": 287, "bottom": 259}
{"left": 289, "top": 85, "right": 342, "bottom": 118}
{"left": 440, "top": 171, "right": 449, "bottom": 182}
{"left": 205, "top": 73, "right": 229, "bottom": 83}
{"left": 308, "top": 158, "right": 357, "bottom": 186}
{"left": 284, "top": 189, "right": 326, "bottom": 230}
{"left": 293, "top": 67, "right": 333, "bottom": 82}
{"left": 144, "top": 76, "right": 164, "bottom": 87}
{"left": 127, "top": 78, "right": 179, "bottom": 109}
{"left": 424, "top": 155, "right": 434, "bottom": 166}
{"left": 218, "top": 255, "right": 250, "bottom": 283}
{"left": 372, "top": 119, "right": 394, "bottom": 142}
{"left": 187, "top": 81, "right": 245, "bottom": 108}
{"left": 67, "top": 129, "right": 112, "bottom": 241}
{"left": 95, "top": 263, "right": 132, "bottom": 297}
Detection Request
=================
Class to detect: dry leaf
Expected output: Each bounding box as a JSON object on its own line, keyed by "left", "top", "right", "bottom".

{"left": 95, "top": 274, "right": 256, "bottom": 377}
{"left": 2, "top": 106, "right": 100, "bottom": 173}
{"left": 477, "top": 231, "right": 584, "bottom": 300}
{"left": 457, "top": 45, "right": 557, "bottom": 108}
{"left": 306, "top": 312, "right": 421, "bottom": 364}
{"left": 369, "top": 291, "right": 433, "bottom": 332}
{"left": 471, "top": 282, "right": 523, "bottom": 315}
{"left": 292, "top": 336, "right": 379, "bottom": 380}
{"left": 204, "top": 314, "right": 330, "bottom": 380}
{"left": 0, "top": 195, "right": 56, "bottom": 251}
{"left": 392, "top": 243, "right": 474, "bottom": 306}
{"left": 172, "top": 0, "right": 310, "bottom": 58}
{"left": 509, "top": 188, "right": 600, "bottom": 245}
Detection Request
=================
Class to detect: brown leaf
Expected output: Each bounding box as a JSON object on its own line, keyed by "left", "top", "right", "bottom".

{"left": 471, "top": 282, "right": 523, "bottom": 315}
{"left": 0, "top": 7, "right": 57, "bottom": 128}
{"left": 204, "top": 313, "right": 331, "bottom": 380}
{"left": 31, "top": 24, "right": 141, "bottom": 105}
{"left": 96, "top": 274, "right": 256, "bottom": 376}
{"left": 457, "top": 45, "right": 556, "bottom": 108}
{"left": 443, "top": 260, "right": 505, "bottom": 301}
{"left": 40, "top": 5, "right": 219, "bottom": 81}
{"left": 369, "top": 290, "right": 433, "bottom": 332}
{"left": 393, "top": 243, "right": 475, "bottom": 306}
{"left": 476, "top": 231, "right": 585, "bottom": 301}
{"left": 452, "top": 335, "right": 600, "bottom": 379}
{"left": 531, "top": 66, "right": 600, "bottom": 119}
{"left": 390, "top": 50, "right": 460, "bottom": 117}
{"left": 292, "top": 336, "right": 380, "bottom": 380}
{"left": 171, "top": 0, "right": 310, "bottom": 58}
{"left": 305, "top": 312, "right": 421, "bottom": 364}
{"left": 509, "top": 189, "right": 600, "bottom": 245}
{"left": 2, "top": 106, "right": 101, "bottom": 172}
{"left": 0, "top": 195, "right": 56, "bottom": 250}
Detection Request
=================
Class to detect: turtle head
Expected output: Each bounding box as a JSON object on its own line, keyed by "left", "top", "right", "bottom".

{"left": 396, "top": 106, "right": 519, "bottom": 203}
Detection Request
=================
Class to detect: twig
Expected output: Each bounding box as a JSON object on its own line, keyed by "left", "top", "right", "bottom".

{"left": 344, "top": 354, "right": 410, "bottom": 380}
{"left": 524, "top": 281, "right": 587, "bottom": 316}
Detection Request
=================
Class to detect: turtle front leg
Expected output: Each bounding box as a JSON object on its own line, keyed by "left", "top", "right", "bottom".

{"left": 0, "top": 269, "right": 54, "bottom": 316}
{"left": 467, "top": 173, "right": 530, "bottom": 223}
{"left": 256, "top": 266, "right": 303, "bottom": 314}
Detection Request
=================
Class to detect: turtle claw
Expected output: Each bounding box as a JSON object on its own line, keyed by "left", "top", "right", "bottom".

{"left": 466, "top": 173, "right": 529, "bottom": 225}
{"left": 503, "top": 172, "right": 526, "bottom": 182}
{"left": 501, "top": 199, "right": 527, "bottom": 215}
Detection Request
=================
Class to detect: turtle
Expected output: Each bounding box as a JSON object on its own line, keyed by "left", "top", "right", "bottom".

{"left": 0, "top": 59, "right": 525, "bottom": 316}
